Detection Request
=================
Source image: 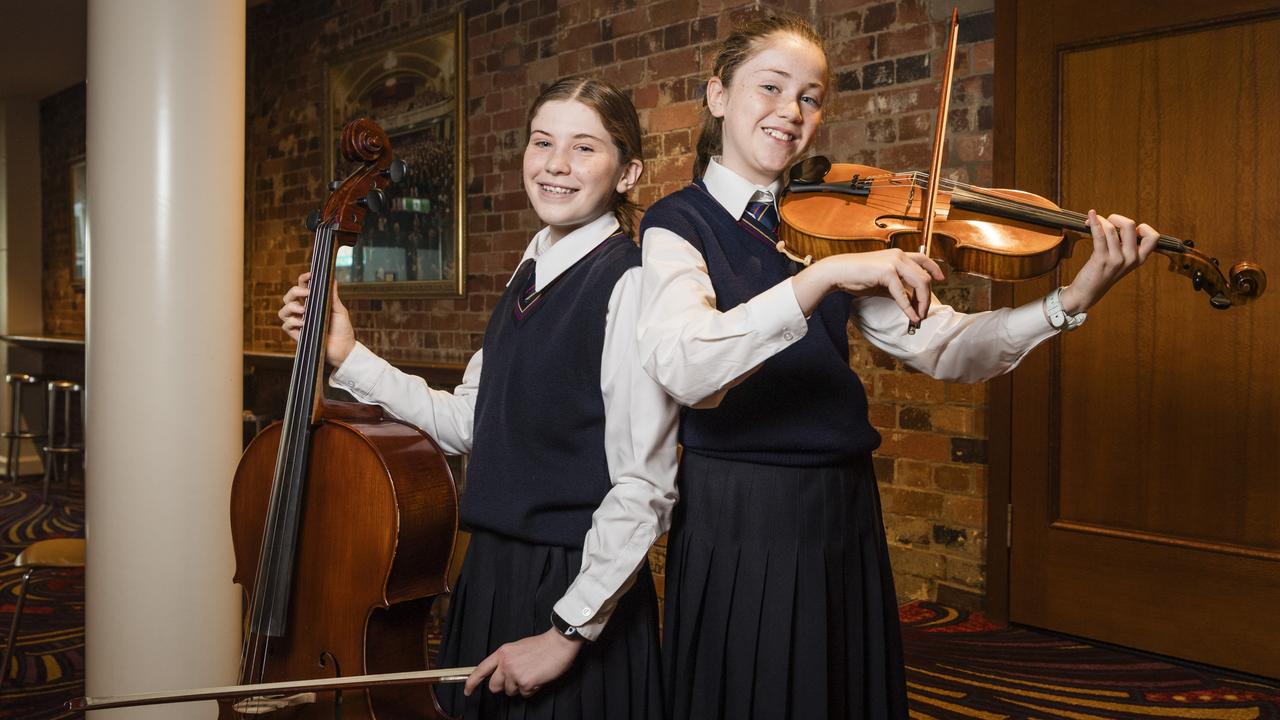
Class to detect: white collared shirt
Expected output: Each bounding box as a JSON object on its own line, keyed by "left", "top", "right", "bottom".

{"left": 330, "top": 213, "right": 678, "bottom": 640}
{"left": 637, "top": 157, "right": 1060, "bottom": 408}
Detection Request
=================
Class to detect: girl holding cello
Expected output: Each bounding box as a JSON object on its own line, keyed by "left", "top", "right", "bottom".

{"left": 280, "top": 77, "right": 676, "bottom": 720}
{"left": 637, "top": 13, "right": 1159, "bottom": 720}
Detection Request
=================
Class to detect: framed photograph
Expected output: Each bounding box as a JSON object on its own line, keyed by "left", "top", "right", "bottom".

{"left": 324, "top": 12, "right": 467, "bottom": 298}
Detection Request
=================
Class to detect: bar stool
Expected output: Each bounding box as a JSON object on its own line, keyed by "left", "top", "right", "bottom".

{"left": 41, "top": 381, "right": 82, "bottom": 503}
{"left": 3, "top": 373, "right": 43, "bottom": 484}
{"left": 0, "top": 538, "right": 85, "bottom": 689}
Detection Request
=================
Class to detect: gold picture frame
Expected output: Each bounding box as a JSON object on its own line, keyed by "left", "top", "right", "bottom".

{"left": 323, "top": 12, "right": 467, "bottom": 298}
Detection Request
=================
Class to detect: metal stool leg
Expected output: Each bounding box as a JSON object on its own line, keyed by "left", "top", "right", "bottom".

{"left": 5, "top": 384, "right": 21, "bottom": 484}
{"left": 42, "top": 387, "right": 56, "bottom": 503}
{"left": 0, "top": 569, "right": 33, "bottom": 689}
{"left": 62, "top": 389, "right": 75, "bottom": 490}
{"left": 41, "top": 456, "right": 54, "bottom": 504}
{"left": 38, "top": 381, "right": 81, "bottom": 504}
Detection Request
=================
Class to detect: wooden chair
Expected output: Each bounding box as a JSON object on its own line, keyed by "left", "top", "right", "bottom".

{"left": 0, "top": 538, "right": 85, "bottom": 689}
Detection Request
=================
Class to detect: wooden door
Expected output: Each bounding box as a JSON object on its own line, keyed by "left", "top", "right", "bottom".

{"left": 997, "top": 0, "right": 1280, "bottom": 677}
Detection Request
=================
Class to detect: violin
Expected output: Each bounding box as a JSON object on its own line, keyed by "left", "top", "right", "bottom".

{"left": 70, "top": 119, "right": 469, "bottom": 717}
{"left": 777, "top": 157, "right": 1266, "bottom": 309}
{"left": 776, "top": 9, "right": 1265, "bottom": 310}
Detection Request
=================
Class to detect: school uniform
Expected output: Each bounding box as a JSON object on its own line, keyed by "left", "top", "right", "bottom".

{"left": 638, "top": 158, "right": 1062, "bottom": 720}
{"left": 331, "top": 212, "right": 678, "bottom": 720}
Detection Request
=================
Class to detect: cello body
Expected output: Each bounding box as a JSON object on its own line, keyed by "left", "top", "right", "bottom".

{"left": 228, "top": 399, "right": 458, "bottom": 719}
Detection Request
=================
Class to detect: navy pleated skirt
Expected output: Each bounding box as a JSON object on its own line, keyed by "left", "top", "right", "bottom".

{"left": 434, "top": 530, "right": 663, "bottom": 720}
{"left": 663, "top": 451, "right": 909, "bottom": 720}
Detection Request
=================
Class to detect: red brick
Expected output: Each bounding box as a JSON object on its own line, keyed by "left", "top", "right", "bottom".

{"left": 930, "top": 405, "right": 978, "bottom": 435}
{"left": 647, "top": 47, "right": 700, "bottom": 79}
{"left": 876, "top": 24, "right": 930, "bottom": 59}
{"left": 608, "top": 7, "right": 650, "bottom": 37}
{"left": 970, "top": 40, "right": 995, "bottom": 74}
{"left": 876, "top": 430, "right": 951, "bottom": 462}
{"left": 867, "top": 402, "right": 896, "bottom": 429}
{"left": 633, "top": 83, "right": 661, "bottom": 109}
{"left": 895, "top": 459, "right": 932, "bottom": 488}
{"left": 561, "top": 21, "right": 600, "bottom": 51}
{"left": 934, "top": 464, "right": 977, "bottom": 494}
{"left": 647, "top": 101, "right": 701, "bottom": 133}
{"left": 650, "top": 0, "right": 697, "bottom": 27}
{"left": 881, "top": 486, "right": 945, "bottom": 517}
{"left": 942, "top": 495, "right": 985, "bottom": 528}
{"left": 895, "top": 0, "right": 929, "bottom": 26}
{"left": 877, "top": 141, "right": 932, "bottom": 169}
{"left": 876, "top": 373, "right": 946, "bottom": 403}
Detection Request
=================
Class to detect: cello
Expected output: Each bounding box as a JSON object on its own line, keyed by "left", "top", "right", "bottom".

{"left": 71, "top": 119, "right": 466, "bottom": 717}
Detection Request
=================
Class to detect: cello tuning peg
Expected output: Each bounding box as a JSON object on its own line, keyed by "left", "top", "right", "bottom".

{"left": 381, "top": 159, "right": 407, "bottom": 184}
{"left": 361, "top": 188, "right": 388, "bottom": 214}
{"left": 304, "top": 210, "right": 321, "bottom": 231}
{"left": 328, "top": 180, "right": 342, "bottom": 191}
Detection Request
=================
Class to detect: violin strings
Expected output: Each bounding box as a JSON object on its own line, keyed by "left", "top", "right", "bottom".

{"left": 852, "top": 171, "right": 1186, "bottom": 251}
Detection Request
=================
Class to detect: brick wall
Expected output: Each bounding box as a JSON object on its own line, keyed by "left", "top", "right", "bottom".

{"left": 40, "top": 83, "right": 87, "bottom": 338}
{"left": 42, "top": 0, "right": 997, "bottom": 608}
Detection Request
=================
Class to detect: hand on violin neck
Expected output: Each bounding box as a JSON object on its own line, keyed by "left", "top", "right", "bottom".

{"left": 1060, "top": 210, "right": 1160, "bottom": 315}
{"left": 278, "top": 271, "right": 358, "bottom": 366}
{"left": 792, "top": 249, "right": 945, "bottom": 323}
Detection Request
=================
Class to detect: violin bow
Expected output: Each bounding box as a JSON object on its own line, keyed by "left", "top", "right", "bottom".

{"left": 68, "top": 665, "right": 478, "bottom": 712}
{"left": 910, "top": 7, "right": 961, "bottom": 333}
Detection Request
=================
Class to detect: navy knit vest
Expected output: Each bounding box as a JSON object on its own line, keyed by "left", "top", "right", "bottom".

{"left": 640, "top": 184, "right": 881, "bottom": 466}
{"left": 461, "top": 233, "right": 640, "bottom": 548}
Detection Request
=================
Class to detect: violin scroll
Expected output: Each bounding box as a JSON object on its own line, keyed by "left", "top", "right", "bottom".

{"left": 1229, "top": 262, "right": 1266, "bottom": 304}
{"left": 1166, "top": 248, "right": 1267, "bottom": 309}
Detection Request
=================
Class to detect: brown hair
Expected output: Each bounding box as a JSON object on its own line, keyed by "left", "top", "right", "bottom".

{"left": 525, "top": 77, "right": 644, "bottom": 237}
{"left": 693, "top": 12, "right": 826, "bottom": 179}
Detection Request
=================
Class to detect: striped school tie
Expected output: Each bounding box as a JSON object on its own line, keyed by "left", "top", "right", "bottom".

{"left": 739, "top": 199, "right": 780, "bottom": 249}
{"left": 513, "top": 259, "right": 542, "bottom": 320}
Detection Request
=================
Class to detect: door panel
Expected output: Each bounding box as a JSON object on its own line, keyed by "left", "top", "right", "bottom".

{"left": 1003, "top": 1, "right": 1280, "bottom": 677}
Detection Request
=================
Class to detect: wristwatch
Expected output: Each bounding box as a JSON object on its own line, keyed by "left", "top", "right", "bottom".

{"left": 551, "top": 611, "right": 588, "bottom": 642}
{"left": 1043, "top": 286, "right": 1087, "bottom": 331}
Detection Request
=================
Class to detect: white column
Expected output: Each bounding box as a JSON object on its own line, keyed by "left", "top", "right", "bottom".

{"left": 85, "top": 1, "right": 244, "bottom": 717}
{"left": 0, "top": 101, "right": 45, "bottom": 477}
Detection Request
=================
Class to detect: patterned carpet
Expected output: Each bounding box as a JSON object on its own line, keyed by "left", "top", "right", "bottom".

{"left": 2, "top": 481, "right": 1278, "bottom": 719}
{"left": 900, "top": 603, "right": 1280, "bottom": 719}
{"left": 0, "top": 482, "right": 84, "bottom": 720}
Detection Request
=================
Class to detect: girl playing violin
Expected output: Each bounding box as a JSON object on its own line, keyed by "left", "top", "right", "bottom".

{"left": 281, "top": 77, "right": 676, "bottom": 720}
{"left": 637, "top": 13, "right": 1159, "bottom": 720}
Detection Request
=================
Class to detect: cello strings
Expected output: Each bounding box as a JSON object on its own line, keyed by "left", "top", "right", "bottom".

{"left": 241, "top": 221, "right": 335, "bottom": 705}
{"left": 242, "top": 223, "right": 317, "bottom": 700}
{"left": 239, "top": 222, "right": 325, "bottom": 693}
{"left": 250, "top": 220, "right": 327, "bottom": 692}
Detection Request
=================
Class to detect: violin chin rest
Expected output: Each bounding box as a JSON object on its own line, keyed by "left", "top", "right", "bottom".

{"left": 790, "top": 156, "right": 832, "bottom": 185}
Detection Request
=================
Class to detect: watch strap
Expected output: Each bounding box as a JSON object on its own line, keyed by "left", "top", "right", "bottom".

{"left": 1043, "top": 286, "right": 1087, "bottom": 331}
{"left": 551, "top": 611, "right": 588, "bottom": 642}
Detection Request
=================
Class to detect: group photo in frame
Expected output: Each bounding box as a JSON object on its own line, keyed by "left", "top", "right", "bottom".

{"left": 324, "top": 12, "right": 467, "bottom": 298}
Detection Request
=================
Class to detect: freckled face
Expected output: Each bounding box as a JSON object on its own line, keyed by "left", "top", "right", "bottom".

{"left": 523, "top": 100, "right": 638, "bottom": 243}
{"left": 708, "top": 33, "right": 828, "bottom": 186}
